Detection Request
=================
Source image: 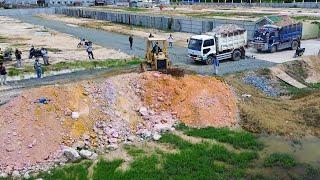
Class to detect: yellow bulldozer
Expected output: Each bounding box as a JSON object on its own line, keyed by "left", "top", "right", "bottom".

{"left": 140, "top": 37, "right": 171, "bottom": 72}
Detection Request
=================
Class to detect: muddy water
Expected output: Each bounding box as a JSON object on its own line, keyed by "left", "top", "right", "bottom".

{"left": 259, "top": 135, "right": 320, "bottom": 167}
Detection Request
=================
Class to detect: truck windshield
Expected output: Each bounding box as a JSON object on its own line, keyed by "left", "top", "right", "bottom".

{"left": 254, "top": 31, "right": 268, "bottom": 41}
{"left": 188, "top": 39, "right": 202, "bottom": 51}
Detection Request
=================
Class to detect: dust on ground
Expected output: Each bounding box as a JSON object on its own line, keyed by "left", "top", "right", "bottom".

{"left": 0, "top": 16, "right": 130, "bottom": 68}
{"left": 37, "top": 14, "right": 192, "bottom": 48}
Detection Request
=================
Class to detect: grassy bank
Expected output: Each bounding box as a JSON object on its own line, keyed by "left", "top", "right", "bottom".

{"left": 7, "top": 58, "right": 141, "bottom": 77}
{"left": 31, "top": 125, "right": 319, "bottom": 180}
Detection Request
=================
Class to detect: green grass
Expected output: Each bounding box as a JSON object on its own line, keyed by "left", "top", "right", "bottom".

{"left": 7, "top": 58, "right": 141, "bottom": 77}
{"left": 36, "top": 160, "right": 92, "bottom": 180}
{"left": 29, "top": 128, "right": 319, "bottom": 179}
{"left": 264, "top": 153, "right": 297, "bottom": 168}
{"left": 92, "top": 133, "right": 258, "bottom": 179}
{"left": 293, "top": 16, "right": 320, "bottom": 21}
{"left": 176, "top": 123, "right": 263, "bottom": 150}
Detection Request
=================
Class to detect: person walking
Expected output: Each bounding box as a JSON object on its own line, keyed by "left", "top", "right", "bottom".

{"left": 15, "top": 49, "right": 22, "bottom": 68}
{"left": 41, "top": 48, "right": 49, "bottom": 65}
{"left": 34, "top": 58, "right": 42, "bottom": 79}
{"left": 29, "top": 45, "right": 35, "bottom": 59}
{"left": 213, "top": 57, "right": 219, "bottom": 75}
{"left": 0, "top": 62, "right": 7, "bottom": 85}
{"left": 168, "top": 34, "right": 174, "bottom": 48}
{"left": 129, "top": 35, "right": 133, "bottom": 50}
{"left": 86, "top": 42, "right": 94, "bottom": 60}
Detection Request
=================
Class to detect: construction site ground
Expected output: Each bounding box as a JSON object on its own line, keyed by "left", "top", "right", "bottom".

{"left": 0, "top": 10, "right": 320, "bottom": 179}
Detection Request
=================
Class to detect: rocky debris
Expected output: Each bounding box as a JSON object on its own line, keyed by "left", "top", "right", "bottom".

{"left": 79, "top": 150, "right": 93, "bottom": 159}
{"left": 63, "top": 147, "right": 81, "bottom": 162}
{"left": 89, "top": 153, "right": 98, "bottom": 160}
{"left": 153, "top": 133, "right": 162, "bottom": 141}
{"left": 24, "top": 172, "right": 31, "bottom": 179}
{"left": 72, "top": 141, "right": 85, "bottom": 150}
{"left": 71, "top": 112, "right": 80, "bottom": 119}
{"left": 244, "top": 75, "right": 280, "bottom": 96}
{"left": 12, "top": 170, "right": 20, "bottom": 179}
{"left": 0, "top": 173, "right": 8, "bottom": 178}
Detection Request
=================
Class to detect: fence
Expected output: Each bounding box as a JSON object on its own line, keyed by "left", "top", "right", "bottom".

{"left": 55, "top": 8, "right": 257, "bottom": 38}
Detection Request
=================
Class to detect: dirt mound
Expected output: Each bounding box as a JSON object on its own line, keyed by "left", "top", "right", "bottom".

{"left": 304, "top": 56, "right": 320, "bottom": 84}
{"left": 0, "top": 85, "right": 94, "bottom": 173}
{"left": 138, "top": 72, "right": 238, "bottom": 127}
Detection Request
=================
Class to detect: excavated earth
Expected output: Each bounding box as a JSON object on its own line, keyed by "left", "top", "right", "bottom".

{"left": 0, "top": 72, "right": 238, "bottom": 175}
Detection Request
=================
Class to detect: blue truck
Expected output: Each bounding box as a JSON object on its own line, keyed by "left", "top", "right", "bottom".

{"left": 252, "top": 22, "right": 302, "bottom": 53}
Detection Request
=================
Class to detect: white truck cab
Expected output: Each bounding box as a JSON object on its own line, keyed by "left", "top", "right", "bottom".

{"left": 188, "top": 35, "right": 217, "bottom": 64}
{"left": 188, "top": 24, "right": 247, "bottom": 65}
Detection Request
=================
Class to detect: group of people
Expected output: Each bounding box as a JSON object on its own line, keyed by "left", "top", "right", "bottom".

{"left": 128, "top": 33, "right": 174, "bottom": 50}
{"left": 29, "top": 46, "right": 50, "bottom": 79}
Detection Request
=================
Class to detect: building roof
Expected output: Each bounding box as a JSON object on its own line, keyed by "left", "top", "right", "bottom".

{"left": 257, "top": 15, "right": 298, "bottom": 27}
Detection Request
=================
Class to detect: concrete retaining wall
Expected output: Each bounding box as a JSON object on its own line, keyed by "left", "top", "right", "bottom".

{"left": 55, "top": 8, "right": 257, "bottom": 37}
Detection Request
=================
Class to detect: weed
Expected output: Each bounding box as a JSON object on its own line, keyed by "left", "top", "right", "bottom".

{"left": 0, "top": 36, "right": 7, "bottom": 43}
{"left": 264, "top": 153, "right": 296, "bottom": 168}
{"left": 37, "top": 160, "right": 92, "bottom": 180}
{"left": 176, "top": 124, "right": 263, "bottom": 150}
{"left": 7, "top": 58, "right": 141, "bottom": 76}
{"left": 46, "top": 48, "right": 62, "bottom": 53}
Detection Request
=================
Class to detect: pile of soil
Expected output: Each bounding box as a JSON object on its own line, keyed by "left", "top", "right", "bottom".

{"left": 0, "top": 72, "right": 238, "bottom": 174}
{"left": 0, "top": 85, "right": 94, "bottom": 173}
{"left": 138, "top": 72, "right": 238, "bottom": 127}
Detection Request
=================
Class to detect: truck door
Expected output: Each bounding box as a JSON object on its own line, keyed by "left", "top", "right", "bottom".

{"left": 202, "top": 39, "right": 215, "bottom": 57}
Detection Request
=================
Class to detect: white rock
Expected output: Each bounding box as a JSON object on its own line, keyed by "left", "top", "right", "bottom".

{"left": 89, "top": 153, "right": 98, "bottom": 160}
{"left": 153, "top": 133, "right": 162, "bottom": 141}
{"left": 24, "top": 172, "right": 31, "bottom": 179}
{"left": 12, "top": 170, "right": 20, "bottom": 178}
{"left": 107, "top": 144, "right": 119, "bottom": 151}
{"left": 0, "top": 173, "right": 8, "bottom": 178}
{"left": 139, "top": 107, "right": 148, "bottom": 116}
{"left": 71, "top": 112, "right": 80, "bottom": 119}
{"left": 63, "top": 147, "right": 81, "bottom": 162}
{"left": 154, "top": 124, "right": 172, "bottom": 133}
{"left": 127, "top": 135, "right": 136, "bottom": 142}
{"left": 79, "top": 150, "right": 93, "bottom": 159}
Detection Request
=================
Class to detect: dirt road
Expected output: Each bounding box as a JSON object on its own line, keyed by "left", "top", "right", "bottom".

{"left": 11, "top": 15, "right": 276, "bottom": 75}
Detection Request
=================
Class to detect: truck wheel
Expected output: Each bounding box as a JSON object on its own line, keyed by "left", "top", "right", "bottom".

{"left": 270, "top": 46, "right": 277, "bottom": 53}
{"left": 291, "top": 40, "right": 299, "bottom": 50}
{"left": 205, "top": 56, "right": 213, "bottom": 65}
{"left": 232, "top": 50, "right": 241, "bottom": 61}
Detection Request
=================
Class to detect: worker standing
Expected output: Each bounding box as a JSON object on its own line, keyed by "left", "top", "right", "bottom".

{"left": 129, "top": 35, "right": 133, "bottom": 50}
{"left": 168, "top": 34, "right": 174, "bottom": 48}
{"left": 41, "top": 48, "right": 49, "bottom": 65}
{"left": 34, "top": 58, "right": 42, "bottom": 79}
{"left": 86, "top": 41, "right": 94, "bottom": 60}
{"left": 15, "top": 49, "right": 22, "bottom": 68}
{"left": 213, "top": 57, "right": 219, "bottom": 75}
{"left": 0, "top": 62, "right": 7, "bottom": 85}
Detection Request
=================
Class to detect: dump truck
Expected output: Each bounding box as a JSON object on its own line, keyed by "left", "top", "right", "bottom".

{"left": 252, "top": 16, "right": 302, "bottom": 53}
{"left": 188, "top": 24, "right": 247, "bottom": 65}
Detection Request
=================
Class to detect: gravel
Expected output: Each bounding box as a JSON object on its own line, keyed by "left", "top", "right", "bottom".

{"left": 244, "top": 74, "right": 280, "bottom": 96}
